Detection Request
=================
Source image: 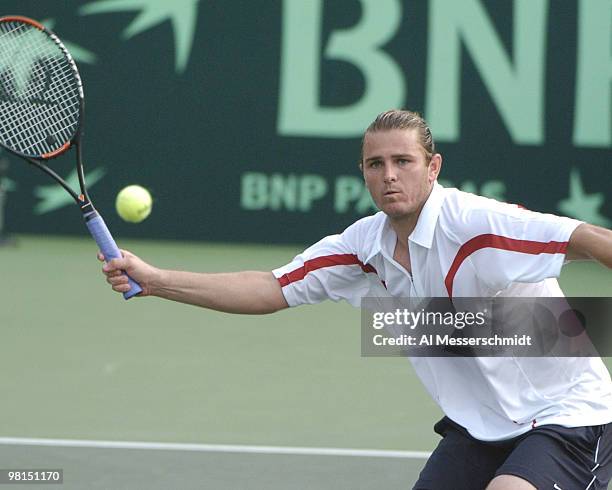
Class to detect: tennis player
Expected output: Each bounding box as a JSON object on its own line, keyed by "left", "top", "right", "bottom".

{"left": 100, "top": 110, "right": 612, "bottom": 490}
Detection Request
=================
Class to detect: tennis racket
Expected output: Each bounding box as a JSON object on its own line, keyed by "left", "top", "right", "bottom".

{"left": 0, "top": 15, "right": 142, "bottom": 299}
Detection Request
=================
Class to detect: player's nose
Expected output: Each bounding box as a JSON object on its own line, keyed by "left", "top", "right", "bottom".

{"left": 383, "top": 163, "right": 398, "bottom": 183}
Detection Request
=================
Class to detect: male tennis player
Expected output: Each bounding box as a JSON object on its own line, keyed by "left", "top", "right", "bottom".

{"left": 100, "top": 110, "right": 612, "bottom": 490}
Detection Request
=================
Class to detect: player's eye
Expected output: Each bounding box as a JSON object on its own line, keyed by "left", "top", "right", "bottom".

{"left": 397, "top": 158, "right": 410, "bottom": 165}
{"left": 368, "top": 160, "right": 382, "bottom": 168}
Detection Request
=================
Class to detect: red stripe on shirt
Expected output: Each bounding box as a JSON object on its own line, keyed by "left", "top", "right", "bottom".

{"left": 444, "top": 234, "right": 568, "bottom": 298}
{"left": 277, "top": 254, "right": 377, "bottom": 287}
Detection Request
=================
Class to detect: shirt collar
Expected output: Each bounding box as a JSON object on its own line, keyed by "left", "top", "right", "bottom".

{"left": 364, "top": 182, "right": 445, "bottom": 263}
{"left": 408, "top": 181, "right": 445, "bottom": 249}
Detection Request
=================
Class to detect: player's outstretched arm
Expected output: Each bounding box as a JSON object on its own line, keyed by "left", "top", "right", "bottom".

{"left": 98, "top": 250, "right": 289, "bottom": 314}
{"left": 567, "top": 223, "right": 612, "bottom": 269}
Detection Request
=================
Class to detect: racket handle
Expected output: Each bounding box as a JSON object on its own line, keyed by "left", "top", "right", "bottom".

{"left": 84, "top": 211, "right": 143, "bottom": 300}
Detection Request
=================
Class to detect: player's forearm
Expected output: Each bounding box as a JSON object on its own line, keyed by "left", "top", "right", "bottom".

{"left": 150, "top": 269, "right": 289, "bottom": 314}
{"left": 567, "top": 223, "right": 612, "bottom": 268}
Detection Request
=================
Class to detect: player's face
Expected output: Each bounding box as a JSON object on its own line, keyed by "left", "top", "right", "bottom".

{"left": 362, "top": 129, "right": 441, "bottom": 220}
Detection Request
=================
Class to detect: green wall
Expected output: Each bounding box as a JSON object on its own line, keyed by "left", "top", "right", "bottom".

{"left": 2, "top": 0, "right": 610, "bottom": 244}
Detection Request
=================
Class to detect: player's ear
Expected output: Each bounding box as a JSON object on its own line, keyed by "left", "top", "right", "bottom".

{"left": 428, "top": 153, "right": 442, "bottom": 183}
{"left": 359, "top": 161, "right": 367, "bottom": 184}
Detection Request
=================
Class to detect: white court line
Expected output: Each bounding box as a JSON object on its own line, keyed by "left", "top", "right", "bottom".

{"left": 0, "top": 437, "right": 431, "bottom": 459}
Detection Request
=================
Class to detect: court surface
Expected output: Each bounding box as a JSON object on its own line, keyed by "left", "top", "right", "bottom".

{"left": 0, "top": 235, "right": 610, "bottom": 489}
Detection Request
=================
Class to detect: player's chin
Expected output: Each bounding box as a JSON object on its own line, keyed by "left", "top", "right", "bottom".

{"left": 380, "top": 202, "right": 413, "bottom": 218}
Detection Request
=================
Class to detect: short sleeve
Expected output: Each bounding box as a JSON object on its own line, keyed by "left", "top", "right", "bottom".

{"left": 272, "top": 232, "right": 376, "bottom": 308}
{"left": 445, "top": 195, "right": 583, "bottom": 293}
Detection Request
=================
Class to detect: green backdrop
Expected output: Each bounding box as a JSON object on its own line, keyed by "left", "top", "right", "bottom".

{"left": 2, "top": 0, "right": 610, "bottom": 244}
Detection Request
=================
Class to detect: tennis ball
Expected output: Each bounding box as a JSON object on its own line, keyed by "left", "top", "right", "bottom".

{"left": 115, "top": 185, "right": 152, "bottom": 223}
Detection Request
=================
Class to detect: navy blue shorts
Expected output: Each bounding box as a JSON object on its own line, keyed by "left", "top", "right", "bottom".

{"left": 413, "top": 417, "right": 611, "bottom": 490}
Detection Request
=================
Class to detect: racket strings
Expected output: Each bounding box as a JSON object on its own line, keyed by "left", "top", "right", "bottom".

{"left": 0, "top": 21, "right": 80, "bottom": 157}
{"left": 1, "top": 23, "right": 79, "bottom": 153}
{"left": 0, "top": 23, "right": 77, "bottom": 106}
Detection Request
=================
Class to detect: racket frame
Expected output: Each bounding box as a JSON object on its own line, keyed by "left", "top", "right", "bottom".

{"left": 0, "top": 15, "right": 141, "bottom": 299}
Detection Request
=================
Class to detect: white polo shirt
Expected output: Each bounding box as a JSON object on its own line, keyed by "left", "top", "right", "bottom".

{"left": 273, "top": 183, "right": 612, "bottom": 441}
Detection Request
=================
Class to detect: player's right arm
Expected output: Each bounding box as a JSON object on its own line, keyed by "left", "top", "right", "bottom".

{"left": 100, "top": 218, "right": 378, "bottom": 313}
{"left": 99, "top": 251, "right": 288, "bottom": 314}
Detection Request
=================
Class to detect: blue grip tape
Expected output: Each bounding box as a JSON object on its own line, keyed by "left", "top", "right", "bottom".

{"left": 85, "top": 213, "right": 142, "bottom": 299}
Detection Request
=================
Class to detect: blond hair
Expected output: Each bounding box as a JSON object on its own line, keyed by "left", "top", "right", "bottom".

{"left": 362, "top": 109, "right": 435, "bottom": 163}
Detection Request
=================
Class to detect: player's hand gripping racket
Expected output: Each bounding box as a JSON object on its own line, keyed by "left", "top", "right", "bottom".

{"left": 0, "top": 15, "right": 142, "bottom": 299}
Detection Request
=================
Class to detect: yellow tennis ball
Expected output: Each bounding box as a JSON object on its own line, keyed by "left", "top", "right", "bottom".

{"left": 115, "top": 185, "right": 152, "bottom": 223}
